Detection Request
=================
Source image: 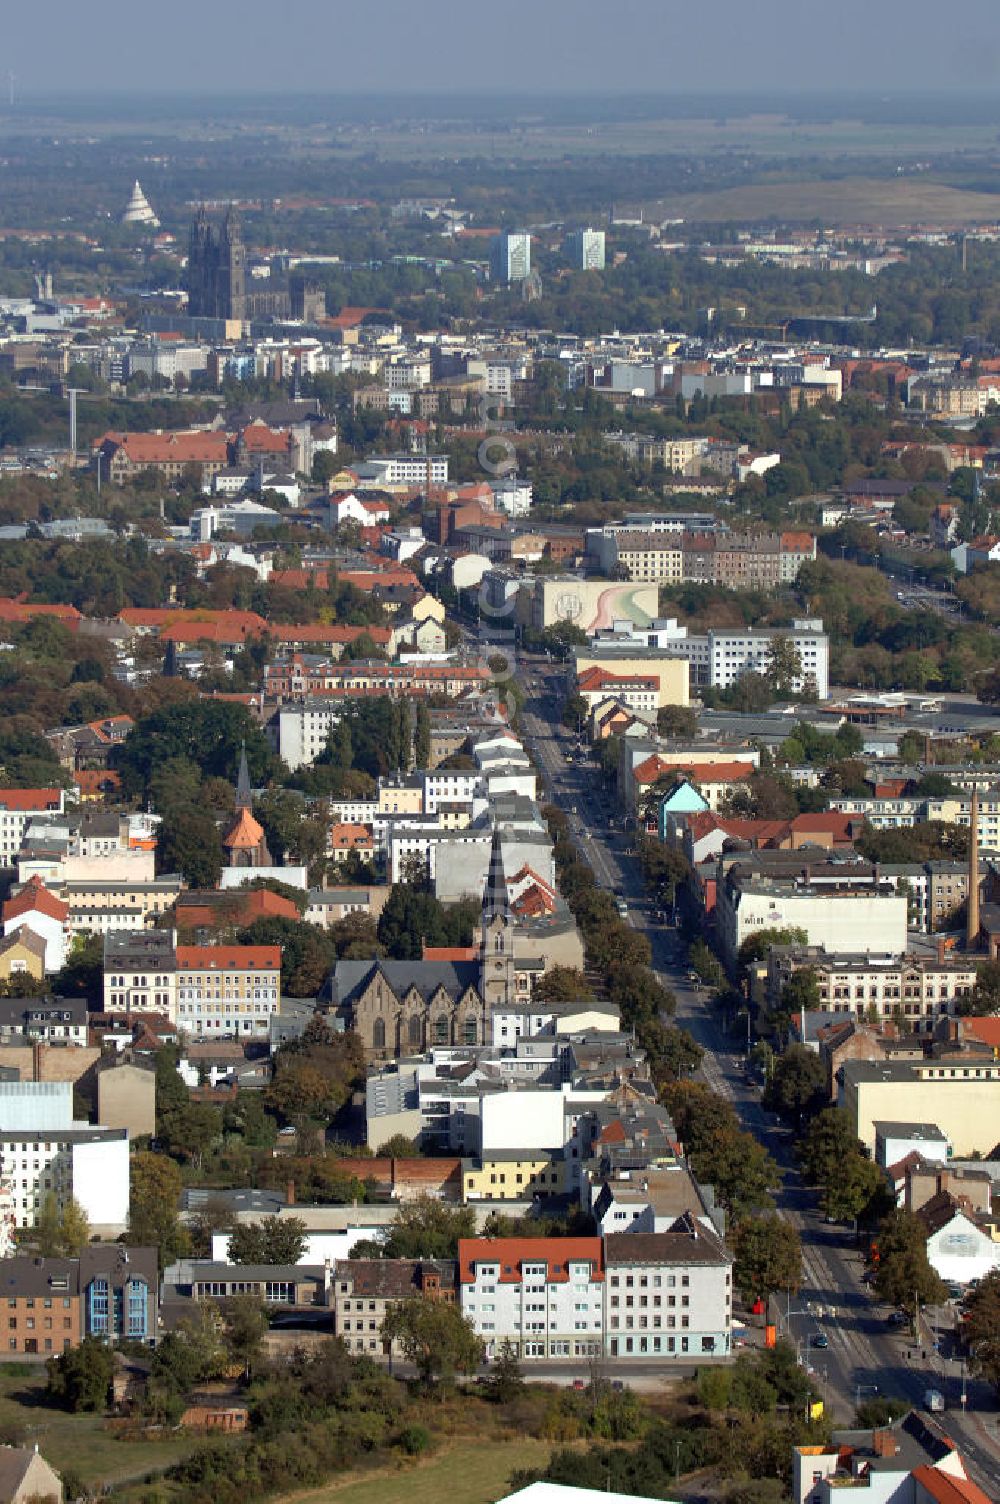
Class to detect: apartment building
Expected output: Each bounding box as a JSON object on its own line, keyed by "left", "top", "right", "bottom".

{"left": 604, "top": 1221, "right": 733, "bottom": 1360}
{"left": 0, "top": 1257, "right": 80, "bottom": 1356}
{"left": 458, "top": 1236, "right": 605, "bottom": 1360}
{"left": 103, "top": 930, "right": 178, "bottom": 1019}
{"left": 175, "top": 944, "right": 281, "bottom": 1039}
{"left": 0, "top": 788, "right": 65, "bottom": 865}
{"left": 333, "top": 1259, "right": 456, "bottom": 1358}
{"left": 766, "top": 948, "right": 978, "bottom": 1034}
{"left": 0, "top": 1083, "right": 129, "bottom": 1234}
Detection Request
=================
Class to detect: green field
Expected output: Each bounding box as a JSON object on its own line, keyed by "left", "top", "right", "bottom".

{"left": 0, "top": 1365, "right": 196, "bottom": 1493}
{"left": 280, "top": 1438, "right": 553, "bottom": 1504}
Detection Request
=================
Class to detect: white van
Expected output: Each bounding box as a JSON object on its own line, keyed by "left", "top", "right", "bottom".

{"left": 924, "top": 1389, "right": 945, "bottom": 1413}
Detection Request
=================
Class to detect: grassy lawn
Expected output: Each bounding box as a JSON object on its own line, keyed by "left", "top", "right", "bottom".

{"left": 281, "top": 1437, "right": 553, "bottom": 1504}
{"left": 0, "top": 1365, "right": 196, "bottom": 1490}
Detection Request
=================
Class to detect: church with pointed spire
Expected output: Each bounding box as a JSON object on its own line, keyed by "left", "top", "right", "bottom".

{"left": 221, "top": 743, "right": 272, "bottom": 870}
{"left": 330, "top": 824, "right": 531, "bottom": 1057}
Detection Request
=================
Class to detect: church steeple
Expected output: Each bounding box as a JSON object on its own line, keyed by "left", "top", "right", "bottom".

{"left": 236, "top": 741, "right": 252, "bottom": 810}
{"left": 481, "top": 824, "right": 516, "bottom": 1011}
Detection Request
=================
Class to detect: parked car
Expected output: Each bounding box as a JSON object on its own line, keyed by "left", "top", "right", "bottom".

{"left": 572, "top": 1378, "right": 586, "bottom": 1391}
{"left": 888, "top": 1311, "right": 909, "bottom": 1327}
{"left": 924, "top": 1388, "right": 945, "bottom": 1413}
{"left": 812, "top": 1332, "right": 829, "bottom": 1349}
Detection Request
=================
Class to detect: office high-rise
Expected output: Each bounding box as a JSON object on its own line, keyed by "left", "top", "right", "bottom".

{"left": 490, "top": 231, "right": 531, "bottom": 284}
{"left": 565, "top": 227, "right": 606, "bottom": 271}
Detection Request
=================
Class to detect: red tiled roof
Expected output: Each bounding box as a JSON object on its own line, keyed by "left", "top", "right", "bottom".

{"left": 911, "top": 1465, "right": 992, "bottom": 1504}
{"left": 0, "top": 789, "right": 62, "bottom": 812}
{"left": 176, "top": 945, "right": 281, "bottom": 970}
{"left": 119, "top": 608, "right": 267, "bottom": 633}
{"left": 0, "top": 598, "right": 81, "bottom": 624}
{"left": 239, "top": 422, "right": 293, "bottom": 454}
{"left": 73, "top": 770, "right": 121, "bottom": 796}
{"left": 223, "top": 808, "right": 266, "bottom": 851}
{"left": 100, "top": 431, "right": 230, "bottom": 465}
{"left": 962, "top": 1017, "right": 1000, "bottom": 1049}
{"left": 422, "top": 945, "right": 478, "bottom": 962}
{"left": 330, "top": 823, "right": 374, "bottom": 850}
{"left": 458, "top": 1237, "right": 604, "bottom": 1284}
{"left": 271, "top": 624, "right": 392, "bottom": 646}
{"left": 789, "top": 813, "right": 858, "bottom": 838}
{"left": 3, "top": 876, "right": 69, "bottom": 923}
{"left": 176, "top": 888, "right": 299, "bottom": 928}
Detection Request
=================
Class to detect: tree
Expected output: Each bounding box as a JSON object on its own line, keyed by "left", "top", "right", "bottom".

{"left": 821, "top": 1152, "right": 886, "bottom": 1226}
{"left": 799, "top": 1108, "right": 863, "bottom": 1187}
{"left": 487, "top": 1337, "right": 525, "bottom": 1402}
{"left": 382, "top": 1297, "right": 483, "bottom": 1389}
{"left": 964, "top": 1269, "right": 1000, "bottom": 1395}
{"left": 737, "top": 927, "right": 808, "bottom": 967}
{"left": 764, "top": 633, "right": 803, "bottom": 698}
{"left": 413, "top": 702, "right": 432, "bottom": 770}
{"left": 46, "top": 1336, "right": 115, "bottom": 1413}
{"left": 378, "top": 1133, "right": 420, "bottom": 1158}
{"left": 229, "top": 1216, "right": 308, "bottom": 1266}
{"left": 656, "top": 704, "right": 698, "bottom": 739}
{"left": 764, "top": 1046, "right": 826, "bottom": 1123}
{"left": 57, "top": 1198, "right": 90, "bottom": 1257}
{"left": 117, "top": 699, "right": 274, "bottom": 799}
{"left": 958, "top": 959, "right": 1000, "bottom": 1016}
{"left": 872, "top": 1209, "right": 947, "bottom": 1316}
{"left": 381, "top": 1195, "right": 475, "bottom": 1259}
{"left": 129, "top": 1151, "right": 189, "bottom": 1271}
{"left": 240, "top": 917, "right": 336, "bottom": 996}
{"left": 733, "top": 1215, "right": 802, "bottom": 1304}
{"left": 534, "top": 966, "right": 594, "bottom": 1004}
{"left": 219, "top": 1295, "right": 269, "bottom": 1373}
{"left": 157, "top": 804, "right": 224, "bottom": 887}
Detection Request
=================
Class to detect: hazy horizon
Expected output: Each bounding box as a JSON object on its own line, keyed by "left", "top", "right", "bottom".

{"left": 5, "top": 0, "right": 1000, "bottom": 99}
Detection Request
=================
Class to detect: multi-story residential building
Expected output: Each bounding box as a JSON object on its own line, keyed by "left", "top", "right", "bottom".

{"left": 333, "top": 1259, "right": 456, "bottom": 1358}
{"left": 0, "top": 789, "right": 65, "bottom": 865}
{"left": 0, "top": 1082, "right": 129, "bottom": 1234}
{"left": 103, "top": 930, "right": 178, "bottom": 1020}
{"left": 490, "top": 232, "right": 531, "bottom": 284}
{"left": 354, "top": 453, "right": 449, "bottom": 486}
{"left": 793, "top": 1411, "right": 991, "bottom": 1504}
{"left": 174, "top": 944, "right": 281, "bottom": 1039}
{"left": 0, "top": 1257, "right": 81, "bottom": 1356}
{"left": 587, "top": 526, "right": 815, "bottom": 589}
{"left": 458, "top": 1236, "right": 605, "bottom": 1360}
{"left": 79, "top": 1244, "right": 158, "bottom": 1346}
{"left": 604, "top": 1221, "right": 733, "bottom": 1360}
{"left": 766, "top": 947, "right": 978, "bottom": 1034}
{"left": 0, "top": 996, "right": 88, "bottom": 1047}
{"left": 2, "top": 878, "right": 70, "bottom": 972}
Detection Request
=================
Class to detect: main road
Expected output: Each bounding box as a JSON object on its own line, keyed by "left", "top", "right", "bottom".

{"left": 517, "top": 653, "right": 1000, "bottom": 1488}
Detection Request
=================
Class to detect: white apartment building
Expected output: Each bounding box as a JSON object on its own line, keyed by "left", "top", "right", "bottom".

{"left": 356, "top": 454, "right": 449, "bottom": 486}
{"left": 490, "top": 232, "right": 531, "bottom": 284}
{"left": 103, "top": 931, "right": 178, "bottom": 1020}
{"left": 175, "top": 945, "right": 281, "bottom": 1039}
{"left": 276, "top": 704, "right": 340, "bottom": 772}
{"left": 604, "top": 1223, "right": 733, "bottom": 1360}
{"left": 700, "top": 620, "right": 829, "bottom": 699}
{"left": 768, "top": 949, "right": 978, "bottom": 1034}
{"left": 0, "top": 790, "right": 65, "bottom": 865}
{"left": 489, "top": 478, "right": 533, "bottom": 517}
{"left": 459, "top": 1236, "right": 605, "bottom": 1359}
{"left": 458, "top": 1225, "right": 733, "bottom": 1362}
{"left": 0, "top": 1082, "right": 129, "bottom": 1234}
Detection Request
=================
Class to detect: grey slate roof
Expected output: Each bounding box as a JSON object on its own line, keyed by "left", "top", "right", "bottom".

{"left": 329, "top": 958, "right": 480, "bottom": 1006}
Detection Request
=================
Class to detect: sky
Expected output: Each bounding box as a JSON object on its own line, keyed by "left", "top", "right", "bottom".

{"left": 9, "top": 0, "right": 1000, "bottom": 98}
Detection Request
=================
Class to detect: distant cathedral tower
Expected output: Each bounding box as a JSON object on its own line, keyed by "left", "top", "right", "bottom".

{"left": 480, "top": 825, "right": 516, "bottom": 1011}
{"left": 186, "top": 205, "right": 246, "bottom": 320}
